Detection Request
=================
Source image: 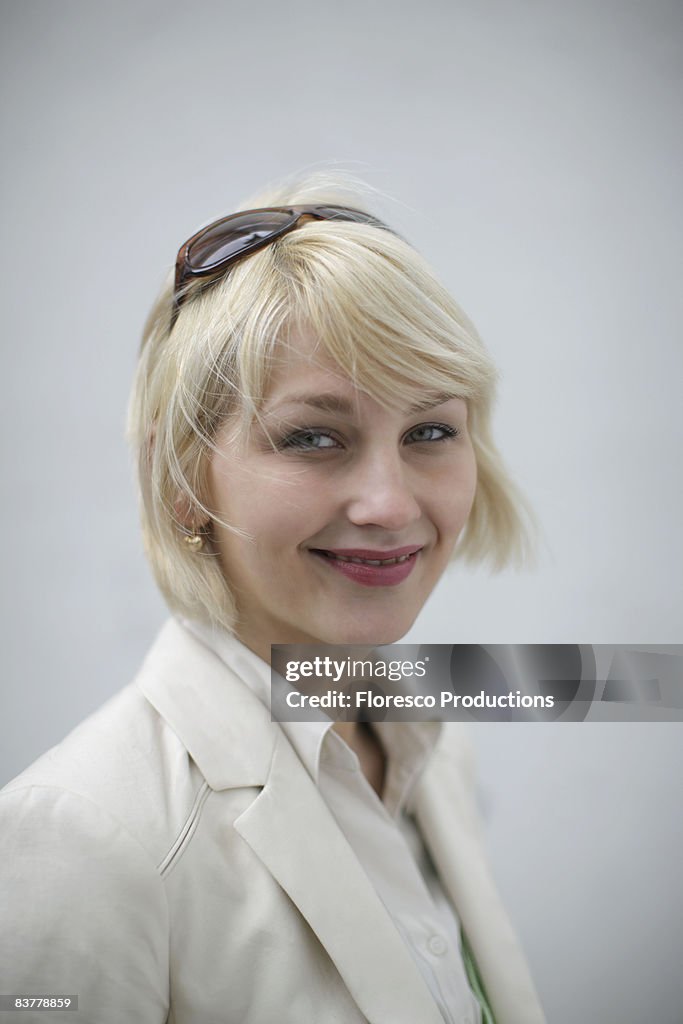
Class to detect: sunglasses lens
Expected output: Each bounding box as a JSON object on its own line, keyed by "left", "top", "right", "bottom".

{"left": 187, "top": 211, "right": 295, "bottom": 270}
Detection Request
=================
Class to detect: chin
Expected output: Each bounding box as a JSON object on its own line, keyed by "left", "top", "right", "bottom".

{"left": 320, "top": 614, "right": 414, "bottom": 647}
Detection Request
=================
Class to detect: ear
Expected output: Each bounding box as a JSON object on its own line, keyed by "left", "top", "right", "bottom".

{"left": 174, "top": 493, "right": 210, "bottom": 532}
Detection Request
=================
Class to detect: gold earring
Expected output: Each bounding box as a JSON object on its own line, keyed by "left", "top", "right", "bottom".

{"left": 183, "top": 531, "right": 205, "bottom": 551}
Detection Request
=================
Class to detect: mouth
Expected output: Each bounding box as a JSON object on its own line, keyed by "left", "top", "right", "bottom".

{"left": 309, "top": 546, "right": 423, "bottom": 586}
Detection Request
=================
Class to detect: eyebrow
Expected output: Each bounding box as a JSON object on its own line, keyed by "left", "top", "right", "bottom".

{"left": 266, "top": 391, "right": 459, "bottom": 416}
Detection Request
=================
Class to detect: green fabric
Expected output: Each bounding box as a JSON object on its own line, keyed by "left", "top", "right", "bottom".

{"left": 461, "top": 928, "right": 496, "bottom": 1024}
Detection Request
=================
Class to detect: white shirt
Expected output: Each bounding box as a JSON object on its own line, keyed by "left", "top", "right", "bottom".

{"left": 183, "top": 619, "right": 482, "bottom": 1024}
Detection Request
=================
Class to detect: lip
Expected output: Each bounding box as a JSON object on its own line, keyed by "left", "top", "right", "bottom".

{"left": 309, "top": 545, "right": 423, "bottom": 587}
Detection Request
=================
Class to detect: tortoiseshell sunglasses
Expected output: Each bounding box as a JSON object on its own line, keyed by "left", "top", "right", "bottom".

{"left": 172, "top": 204, "right": 392, "bottom": 327}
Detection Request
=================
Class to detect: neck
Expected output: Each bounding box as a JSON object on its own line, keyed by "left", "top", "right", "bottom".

{"left": 331, "top": 720, "right": 359, "bottom": 745}
{"left": 333, "top": 720, "right": 386, "bottom": 800}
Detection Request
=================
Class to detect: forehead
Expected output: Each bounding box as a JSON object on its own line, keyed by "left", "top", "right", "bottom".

{"left": 263, "top": 328, "right": 351, "bottom": 401}
{"left": 261, "top": 325, "right": 465, "bottom": 415}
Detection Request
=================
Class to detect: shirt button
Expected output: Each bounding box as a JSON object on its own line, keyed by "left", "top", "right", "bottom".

{"left": 427, "top": 934, "right": 448, "bottom": 956}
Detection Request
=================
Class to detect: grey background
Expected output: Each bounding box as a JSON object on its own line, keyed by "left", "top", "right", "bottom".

{"left": 1, "top": 1, "right": 682, "bottom": 1021}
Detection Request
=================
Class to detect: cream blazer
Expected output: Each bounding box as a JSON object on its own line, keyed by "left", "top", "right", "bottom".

{"left": 0, "top": 619, "right": 546, "bottom": 1024}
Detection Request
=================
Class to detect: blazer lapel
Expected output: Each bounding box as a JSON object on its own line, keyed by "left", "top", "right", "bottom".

{"left": 139, "top": 621, "right": 544, "bottom": 1023}
{"left": 412, "top": 734, "right": 546, "bottom": 1024}
{"left": 234, "top": 729, "right": 445, "bottom": 1024}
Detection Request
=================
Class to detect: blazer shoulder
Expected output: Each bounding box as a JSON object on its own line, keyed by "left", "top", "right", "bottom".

{"left": 2, "top": 652, "right": 205, "bottom": 870}
{"left": 2, "top": 617, "right": 276, "bottom": 867}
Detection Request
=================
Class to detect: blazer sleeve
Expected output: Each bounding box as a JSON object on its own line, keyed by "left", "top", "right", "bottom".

{"left": 0, "top": 784, "right": 170, "bottom": 1024}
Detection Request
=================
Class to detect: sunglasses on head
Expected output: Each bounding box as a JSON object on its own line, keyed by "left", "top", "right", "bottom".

{"left": 172, "top": 204, "right": 393, "bottom": 327}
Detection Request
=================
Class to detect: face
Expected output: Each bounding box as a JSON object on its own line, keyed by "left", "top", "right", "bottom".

{"left": 205, "top": 328, "right": 477, "bottom": 661}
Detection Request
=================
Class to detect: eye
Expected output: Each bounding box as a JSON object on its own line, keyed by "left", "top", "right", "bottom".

{"left": 279, "top": 429, "right": 342, "bottom": 451}
{"left": 404, "top": 423, "right": 459, "bottom": 444}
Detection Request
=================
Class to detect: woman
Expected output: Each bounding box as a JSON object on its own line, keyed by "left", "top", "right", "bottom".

{"left": 0, "top": 175, "right": 544, "bottom": 1023}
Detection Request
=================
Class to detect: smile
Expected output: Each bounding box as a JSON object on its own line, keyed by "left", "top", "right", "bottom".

{"left": 321, "top": 552, "right": 413, "bottom": 566}
{"left": 309, "top": 546, "right": 423, "bottom": 587}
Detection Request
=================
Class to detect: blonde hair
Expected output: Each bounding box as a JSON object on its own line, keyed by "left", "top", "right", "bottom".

{"left": 127, "top": 173, "right": 534, "bottom": 631}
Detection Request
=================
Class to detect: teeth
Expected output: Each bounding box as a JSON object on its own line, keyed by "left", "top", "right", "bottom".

{"left": 324, "top": 552, "right": 414, "bottom": 566}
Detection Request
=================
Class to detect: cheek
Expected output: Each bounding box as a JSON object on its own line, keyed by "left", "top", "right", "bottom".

{"left": 209, "top": 460, "right": 329, "bottom": 546}
{"left": 461, "top": 464, "right": 478, "bottom": 520}
{"left": 432, "top": 458, "right": 478, "bottom": 529}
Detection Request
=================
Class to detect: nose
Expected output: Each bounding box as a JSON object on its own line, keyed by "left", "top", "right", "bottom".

{"left": 344, "top": 449, "right": 422, "bottom": 532}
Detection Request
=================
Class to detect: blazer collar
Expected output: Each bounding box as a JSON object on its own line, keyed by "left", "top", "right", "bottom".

{"left": 134, "top": 617, "right": 276, "bottom": 789}
{"left": 176, "top": 616, "right": 443, "bottom": 817}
